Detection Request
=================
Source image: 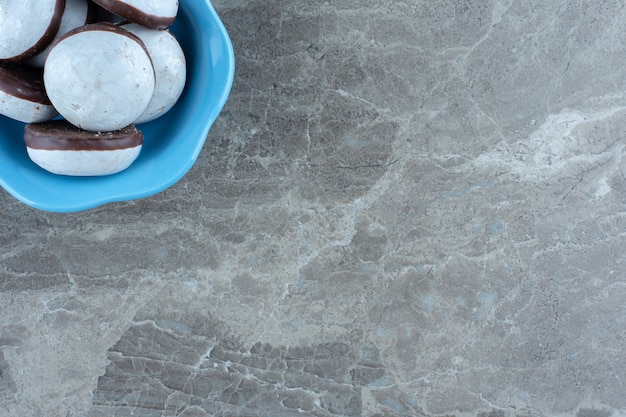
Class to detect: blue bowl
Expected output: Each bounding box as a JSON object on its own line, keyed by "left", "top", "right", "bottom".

{"left": 0, "top": 0, "right": 235, "bottom": 212}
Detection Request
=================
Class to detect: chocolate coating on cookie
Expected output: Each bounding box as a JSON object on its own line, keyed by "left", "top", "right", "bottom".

{"left": 24, "top": 120, "right": 143, "bottom": 151}
{"left": 0, "top": 64, "right": 58, "bottom": 123}
{"left": 93, "top": 0, "right": 178, "bottom": 30}
{"left": 0, "top": 64, "right": 49, "bottom": 104}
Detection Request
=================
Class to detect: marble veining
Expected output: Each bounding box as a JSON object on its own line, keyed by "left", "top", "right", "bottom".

{"left": 1, "top": 0, "right": 625, "bottom": 416}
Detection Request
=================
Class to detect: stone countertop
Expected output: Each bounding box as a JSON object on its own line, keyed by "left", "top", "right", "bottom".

{"left": 1, "top": 1, "right": 625, "bottom": 416}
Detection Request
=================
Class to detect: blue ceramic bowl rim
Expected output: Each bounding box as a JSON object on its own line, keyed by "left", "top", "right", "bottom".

{"left": 0, "top": 0, "right": 235, "bottom": 212}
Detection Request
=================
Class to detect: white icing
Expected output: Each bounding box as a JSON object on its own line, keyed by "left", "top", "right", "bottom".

{"left": 120, "top": 0, "right": 178, "bottom": 18}
{"left": 0, "top": 0, "right": 61, "bottom": 60}
{"left": 122, "top": 24, "right": 186, "bottom": 124}
{"left": 44, "top": 28, "right": 155, "bottom": 132}
{"left": 28, "top": 0, "right": 91, "bottom": 68}
{"left": 0, "top": 90, "right": 58, "bottom": 123}
{"left": 27, "top": 145, "right": 142, "bottom": 176}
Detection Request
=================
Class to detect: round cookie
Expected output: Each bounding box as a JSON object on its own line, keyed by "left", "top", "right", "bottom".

{"left": 0, "top": 64, "right": 58, "bottom": 123}
{"left": 120, "top": 23, "right": 186, "bottom": 124}
{"left": 28, "top": 0, "right": 97, "bottom": 68}
{"left": 92, "top": 0, "right": 179, "bottom": 30}
{"left": 0, "top": 0, "right": 66, "bottom": 62}
{"left": 44, "top": 22, "right": 155, "bottom": 132}
{"left": 24, "top": 120, "right": 143, "bottom": 176}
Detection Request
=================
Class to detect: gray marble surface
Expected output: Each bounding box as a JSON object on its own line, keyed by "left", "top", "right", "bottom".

{"left": 1, "top": 1, "right": 626, "bottom": 416}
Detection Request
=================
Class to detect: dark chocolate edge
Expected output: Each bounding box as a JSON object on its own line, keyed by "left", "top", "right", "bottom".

{"left": 3, "top": 0, "right": 67, "bottom": 63}
{"left": 0, "top": 64, "right": 51, "bottom": 104}
{"left": 92, "top": 0, "right": 176, "bottom": 30}
{"left": 24, "top": 120, "right": 144, "bottom": 151}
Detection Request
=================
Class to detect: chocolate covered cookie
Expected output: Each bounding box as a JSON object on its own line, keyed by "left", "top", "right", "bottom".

{"left": 43, "top": 22, "right": 155, "bottom": 132}
{"left": 24, "top": 120, "right": 143, "bottom": 176}
{"left": 93, "top": 0, "right": 179, "bottom": 30}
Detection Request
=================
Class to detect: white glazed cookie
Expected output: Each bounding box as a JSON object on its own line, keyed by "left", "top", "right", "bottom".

{"left": 0, "top": 0, "right": 66, "bottom": 62}
{"left": 120, "top": 23, "right": 186, "bottom": 124}
{"left": 92, "top": 0, "right": 179, "bottom": 29}
{"left": 24, "top": 120, "right": 143, "bottom": 176}
{"left": 44, "top": 22, "right": 155, "bottom": 132}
